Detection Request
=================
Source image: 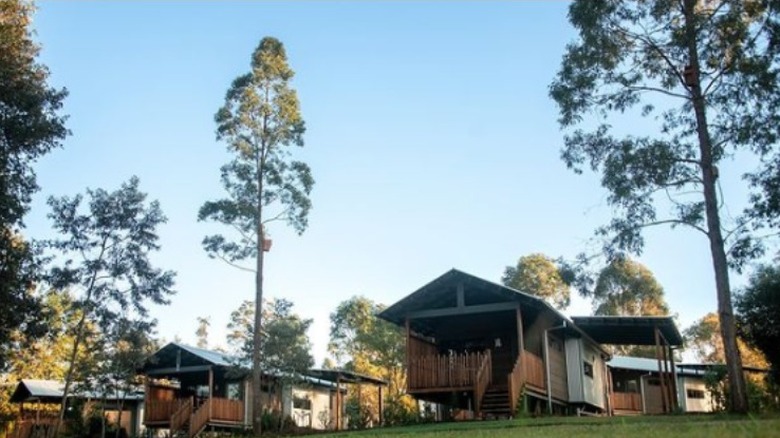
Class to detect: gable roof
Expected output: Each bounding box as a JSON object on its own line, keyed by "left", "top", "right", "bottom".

{"left": 378, "top": 268, "right": 552, "bottom": 327}
{"left": 378, "top": 268, "right": 610, "bottom": 355}
{"left": 138, "top": 342, "right": 242, "bottom": 374}
{"left": 9, "top": 379, "right": 143, "bottom": 404}
{"left": 570, "top": 316, "right": 684, "bottom": 346}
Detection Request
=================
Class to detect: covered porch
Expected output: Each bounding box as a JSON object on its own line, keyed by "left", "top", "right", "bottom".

{"left": 379, "top": 269, "right": 559, "bottom": 418}
{"left": 138, "top": 343, "right": 247, "bottom": 437}
{"left": 572, "top": 316, "right": 684, "bottom": 415}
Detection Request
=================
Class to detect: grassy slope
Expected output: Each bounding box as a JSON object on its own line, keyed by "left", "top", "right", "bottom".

{"left": 318, "top": 415, "right": 780, "bottom": 438}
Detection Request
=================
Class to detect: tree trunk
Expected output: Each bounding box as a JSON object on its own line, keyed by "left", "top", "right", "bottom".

{"left": 252, "top": 226, "right": 265, "bottom": 434}
{"left": 54, "top": 300, "right": 90, "bottom": 436}
{"left": 683, "top": 0, "right": 748, "bottom": 414}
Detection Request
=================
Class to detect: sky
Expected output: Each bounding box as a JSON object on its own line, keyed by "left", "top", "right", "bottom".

{"left": 24, "top": 1, "right": 759, "bottom": 365}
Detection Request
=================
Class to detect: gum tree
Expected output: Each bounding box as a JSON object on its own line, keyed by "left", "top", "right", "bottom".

{"left": 198, "top": 36, "right": 313, "bottom": 434}
{"left": 549, "top": 0, "right": 780, "bottom": 412}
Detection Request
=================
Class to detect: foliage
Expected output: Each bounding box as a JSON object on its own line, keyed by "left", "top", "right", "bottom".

{"left": 0, "top": 0, "right": 69, "bottom": 372}
{"left": 0, "top": 289, "right": 80, "bottom": 424}
{"left": 198, "top": 36, "right": 313, "bottom": 435}
{"left": 685, "top": 312, "right": 768, "bottom": 368}
{"left": 225, "top": 298, "right": 314, "bottom": 377}
{"left": 196, "top": 316, "right": 211, "bottom": 349}
{"left": 547, "top": 0, "right": 780, "bottom": 412}
{"left": 45, "top": 177, "right": 175, "bottom": 432}
{"left": 328, "top": 296, "right": 416, "bottom": 428}
{"left": 502, "top": 253, "right": 571, "bottom": 309}
{"left": 735, "top": 265, "right": 780, "bottom": 381}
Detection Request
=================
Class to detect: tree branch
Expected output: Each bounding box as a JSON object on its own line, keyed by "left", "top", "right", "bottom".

{"left": 216, "top": 253, "right": 256, "bottom": 274}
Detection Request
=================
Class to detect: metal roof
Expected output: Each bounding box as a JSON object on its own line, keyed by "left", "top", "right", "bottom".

{"left": 10, "top": 379, "right": 144, "bottom": 403}
{"left": 377, "top": 269, "right": 610, "bottom": 355}
{"left": 173, "top": 343, "right": 238, "bottom": 367}
{"left": 570, "top": 316, "right": 684, "bottom": 346}
{"left": 304, "top": 369, "right": 387, "bottom": 386}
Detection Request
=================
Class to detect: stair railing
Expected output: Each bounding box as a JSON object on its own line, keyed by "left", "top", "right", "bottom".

{"left": 170, "top": 397, "right": 193, "bottom": 434}
{"left": 473, "top": 350, "right": 492, "bottom": 417}
{"left": 507, "top": 353, "right": 524, "bottom": 414}
{"left": 189, "top": 398, "right": 211, "bottom": 438}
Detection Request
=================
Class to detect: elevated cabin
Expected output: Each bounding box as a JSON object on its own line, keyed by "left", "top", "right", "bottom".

{"left": 137, "top": 343, "right": 361, "bottom": 437}
{"left": 378, "top": 269, "right": 609, "bottom": 418}
{"left": 608, "top": 357, "right": 715, "bottom": 414}
{"left": 7, "top": 379, "right": 144, "bottom": 438}
{"left": 571, "top": 316, "right": 684, "bottom": 415}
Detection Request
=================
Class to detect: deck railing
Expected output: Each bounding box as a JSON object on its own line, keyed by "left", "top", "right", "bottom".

{"left": 210, "top": 397, "right": 244, "bottom": 422}
{"left": 144, "top": 399, "right": 179, "bottom": 423}
{"left": 507, "top": 353, "right": 524, "bottom": 414}
{"left": 189, "top": 398, "right": 210, "bottom": 438}
{"left": 611, "top": 392, "right": 642, "bottom": 411}
{"left": 408, "top": 351, "right": 491, "bottom": 391}
{"left": 522, "top": 351, "right": 545, "bottom": 390}
{"left": 170, "top": 397, "right": 193, "bottom": 433}
{"left": 473, "top": 351, "right": 492, "bottom": 414}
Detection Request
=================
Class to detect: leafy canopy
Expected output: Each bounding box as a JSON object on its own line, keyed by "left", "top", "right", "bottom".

{"left": 549, "top": 0, "right": 780, "bottom": 267}
{"left": 199, "top": 37, "right": 313, "bottom": 267}
{"left": 0, "top": 0, "right": 69, "bottom": 371}
{"left": 502, "top": 253, "right": 571, "bottom": 310}
{"left": 736, "top": 265, "right": 780, "bottom": 379}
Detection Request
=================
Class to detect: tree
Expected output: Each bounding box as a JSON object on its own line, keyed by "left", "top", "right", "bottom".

{"left": 198, "top": 36, "right": 313, "bottom": 434}
{"left": 225, "top": 298, "right": 314, "bottom": 376}
{"left": 0, "top": 0, "right": 69, "bottom": 371}
{"left": 502, "top": 253, "right": 571, "bottom": 309}
{"left": 0, "top": 289, "right": 78, "bottom": 431}
{"left": 592, "top": 257, "right": 669, "bottom": 317}
{"left": 548, "top": 0, "right": 780, "bottom": 412}
{"left": 685, "top": 312, "right": 768, "bottom": 368}
{"left": 736, "top": 265, "right": 780, "bottom": 381}
{"left": 46, "top": 177, "right": 176, "bottom": 433}
{"left": 195, "top": 316, "right": 211, "bottom": 349}
{"left": 328, "top": 297, "right": 415, "bottom": 427}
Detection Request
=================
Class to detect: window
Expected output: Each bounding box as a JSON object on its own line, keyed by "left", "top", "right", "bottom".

{"left": 647, "top": 378, "right": 660, "bottom": 386}
{"left": 293, "top": 395, "right": 312, "bottom": 411}
{"left": 226, "top": 382, "right": 241, "bottom": 400}
{"left": 583, "top": 361, "right": 594, "bottom": 378}
{"left": 687, "top": 389, "right": 706, "bottom": 399}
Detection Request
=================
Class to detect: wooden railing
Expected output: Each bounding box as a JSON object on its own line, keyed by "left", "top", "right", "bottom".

{"left": 210, "top": 397, "right": 244, "bottom": 422}
{"left": 612, "top": 392, "right": 642, "bottom": 411}
{"left": 522, "top": 351, "right": 545, "bottom": 390}
{"left": 507, "top": 353, "right": 524, "bottom": 414}
{"left": 473, "top": 350, "right": 492, "bottom": 414}
{"left": 144, "top": 399, "right": 180, "bottom": 423}
{"left": 189, "top": 398, "right": 211, "bottom": 438}
{"left": 408, "top": 351, "right": 492, "bottom": 390}
{"left": 170, "top": 397, "right": 193, "bottom": 433}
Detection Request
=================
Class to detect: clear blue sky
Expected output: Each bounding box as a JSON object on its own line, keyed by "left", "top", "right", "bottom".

{"left": 26, "top": 1, "right": 750, "bottom": 364}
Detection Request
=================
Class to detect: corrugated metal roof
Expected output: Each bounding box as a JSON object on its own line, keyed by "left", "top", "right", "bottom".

{"left": 10, "top": 380, "right": 144, "bottom": 403}
{"left": 173, "top": 342, "right": 238, "bottom": 367}
{"left": 608, "top": 356, "right": 703, "bottom": 376}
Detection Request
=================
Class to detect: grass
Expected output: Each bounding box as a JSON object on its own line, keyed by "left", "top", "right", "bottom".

{"left": 315, "top": 414, "right": 780, "bottom": 438}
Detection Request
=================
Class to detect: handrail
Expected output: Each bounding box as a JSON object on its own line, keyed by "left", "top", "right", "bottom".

{"left": 473, "top": 350, "right": 492, "bottom": 416}
{"left": 189, "top": 398, "right": 211, "bottom": 438}
{"left": 407, "top": 351, "right": 488, "bottom": 390}
{"left": 507, "top": 353, "right": 524, "bottom": 414}
{"left": 170, "top": 397, "right": 193, "bottom": 434}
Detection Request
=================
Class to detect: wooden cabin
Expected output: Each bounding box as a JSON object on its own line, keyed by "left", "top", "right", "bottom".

{"left": 378, "top": 269, "right": 611, "bottom": 418}
{"left": 137, "top": 342, "right": 351, "bottom": 437}
{"left": 379, "top": 269, "right": 688, "bottom": 419}
{"left": 7, "top": 379, "right": 144, "bottom": 438}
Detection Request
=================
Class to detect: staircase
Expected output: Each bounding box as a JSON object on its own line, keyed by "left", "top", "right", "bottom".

{"left": 480, "top": 386, "right": 512, "bottom": 418}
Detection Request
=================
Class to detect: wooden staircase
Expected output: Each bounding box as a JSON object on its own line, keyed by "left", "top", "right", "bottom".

{"left": 481, "top": 386, "right": 512, "bottom": 418}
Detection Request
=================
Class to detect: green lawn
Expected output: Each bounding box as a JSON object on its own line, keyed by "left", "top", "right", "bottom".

{"left": 317, "top": 415, "right": 780, "bottom": 438}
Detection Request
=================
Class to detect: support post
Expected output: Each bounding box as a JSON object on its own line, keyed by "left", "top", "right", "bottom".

{"left": 670, "top": 346, "right": 680, "bottom": 412}
{"left": 208, "top": 366, "right": 214, "bottom": 419}
{"left": 655, "top": 327, "right": 668, "bottom": 413}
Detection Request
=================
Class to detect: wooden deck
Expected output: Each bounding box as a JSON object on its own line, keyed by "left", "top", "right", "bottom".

{"left": 145, "top": 397, "right": 244, "bottom": 437}
{"left": 612, "top": 392, "right": 642, "bottom": 412}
